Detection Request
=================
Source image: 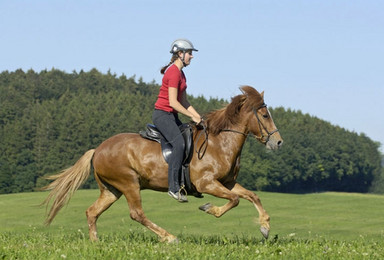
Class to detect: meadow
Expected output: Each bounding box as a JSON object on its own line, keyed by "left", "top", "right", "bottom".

{"left": 1, "top": 190, "right": 383, "bottom": 259}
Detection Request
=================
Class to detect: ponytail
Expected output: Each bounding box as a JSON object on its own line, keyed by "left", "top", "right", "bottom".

{"left": 160, "top": 53, "right": 179, "bottom": 74}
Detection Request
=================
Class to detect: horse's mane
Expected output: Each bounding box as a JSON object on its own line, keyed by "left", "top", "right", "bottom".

{"left": 205, "top": 86, "right": 265, "bottom": 135}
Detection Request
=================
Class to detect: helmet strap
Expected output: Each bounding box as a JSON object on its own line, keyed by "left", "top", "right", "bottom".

{"left": 181, "top": 51, "right": 187, "bottom": 67}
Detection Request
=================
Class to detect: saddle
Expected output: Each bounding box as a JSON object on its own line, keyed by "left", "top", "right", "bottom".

{"left": 139, "top": 123, "right": 202, "bottom": 197}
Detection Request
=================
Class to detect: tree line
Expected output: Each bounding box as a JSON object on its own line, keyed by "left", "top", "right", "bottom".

{"left": 0, "top": 69, "right": 383, "bottom": 194}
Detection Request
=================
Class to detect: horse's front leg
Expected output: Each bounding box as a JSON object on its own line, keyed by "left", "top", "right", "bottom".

{"left": 197, "top": 180, "right": 240, "bottom": 218}
{"left": 229, "top": 183, "right": 270, "bottom": 239}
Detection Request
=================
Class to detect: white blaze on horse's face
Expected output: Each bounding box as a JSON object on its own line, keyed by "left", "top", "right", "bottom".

{"left": 251, "top": 105, "right": 283, "bottom": 150}
{"left": 265, "top": 108, "right": 283, "bottom": 150}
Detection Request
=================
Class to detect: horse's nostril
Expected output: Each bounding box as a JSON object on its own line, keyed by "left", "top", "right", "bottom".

{"left": 277, "top": 140, "right": 283, "bottom": 147}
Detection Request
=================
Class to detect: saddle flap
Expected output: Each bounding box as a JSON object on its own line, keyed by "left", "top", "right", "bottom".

{"left": 180, "top": 124, "right": 193, "bottom": 164}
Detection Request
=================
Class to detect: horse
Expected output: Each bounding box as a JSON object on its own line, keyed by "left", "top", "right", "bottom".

{"left": 41, "top": 85, "right": 283, "bottom": 243}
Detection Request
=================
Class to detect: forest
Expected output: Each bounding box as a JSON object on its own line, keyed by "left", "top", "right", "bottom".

{"left": 0, "top": 69, "right": 383, "bottom": 194}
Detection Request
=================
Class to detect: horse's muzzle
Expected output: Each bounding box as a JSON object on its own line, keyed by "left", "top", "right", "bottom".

{"left": 266, "top": 134, "right": 283, "bottom": 150}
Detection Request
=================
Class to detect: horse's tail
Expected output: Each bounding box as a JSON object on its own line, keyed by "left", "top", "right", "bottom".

{"left": 41, "top": 149, "right": 96, "bottom": 225}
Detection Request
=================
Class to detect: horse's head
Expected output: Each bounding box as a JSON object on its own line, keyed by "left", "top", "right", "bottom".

{"left": 240, "top": 86, "right": 283, "bottom": 150}
{"left": 205, "top": 86, "right": 283, "bottom": 150}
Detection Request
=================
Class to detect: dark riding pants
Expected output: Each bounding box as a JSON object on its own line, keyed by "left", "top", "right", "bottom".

{"left": 152, "top": 109, "right": 185, "bottom": 193}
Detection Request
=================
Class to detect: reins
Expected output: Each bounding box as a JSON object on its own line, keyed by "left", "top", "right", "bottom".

{"left": 194, "top": 120, "right": 209, "bottom": 159}
{"left": 221, "top": 129, "right": 248, "bottom": 136}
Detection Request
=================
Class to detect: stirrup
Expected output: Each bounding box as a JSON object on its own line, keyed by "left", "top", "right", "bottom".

{"left": 177, "top": 185, "right": 188, "bottom": 202}
{"left": 179, "top": 185, "right": 188, "bottom": 197}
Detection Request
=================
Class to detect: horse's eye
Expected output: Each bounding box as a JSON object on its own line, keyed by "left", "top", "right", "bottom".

{"left": 263, "top": 114, "right": 269, "bottom": 119}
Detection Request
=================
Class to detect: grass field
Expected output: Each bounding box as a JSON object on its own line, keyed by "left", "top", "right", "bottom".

{"left": 1, "top": 190, "right": 383, "bottom": 259}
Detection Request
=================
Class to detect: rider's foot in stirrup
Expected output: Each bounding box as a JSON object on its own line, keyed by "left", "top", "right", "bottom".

{"left": 168, "top": 191, "right": 188, "bottom": 203}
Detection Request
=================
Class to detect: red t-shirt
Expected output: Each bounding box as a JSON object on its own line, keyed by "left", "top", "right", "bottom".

{"left": 155, "top": 64, "right": 187, "bottom": 113}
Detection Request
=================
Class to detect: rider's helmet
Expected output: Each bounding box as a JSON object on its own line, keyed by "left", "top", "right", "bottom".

{"left": 170, "top": 39, "right": 198, "bottom": 54}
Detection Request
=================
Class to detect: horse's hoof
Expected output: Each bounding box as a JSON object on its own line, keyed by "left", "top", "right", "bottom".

{"left": 260, "top": 226, "right": 269, "bottom": 239}
{"left": 161, "top": 235, "right": 179, "bottom": 244}
{"left": 199, "top": 203, "right": 212, "bottom": 212}
{"left": 168, "top": 237, "right": 179, "bottom": 244}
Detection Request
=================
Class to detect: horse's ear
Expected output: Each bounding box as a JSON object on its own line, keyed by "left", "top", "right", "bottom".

{"left": 240, "top": 85, "right": 260, "bottom": 96}
{"left": 260, "top": 91, "right": 264, "bottom": 99}
{"left": 239, "top": 86, "right": 246, "bottom": 95}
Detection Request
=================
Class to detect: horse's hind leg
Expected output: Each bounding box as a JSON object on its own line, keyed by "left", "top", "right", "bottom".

{"left": 86, "top": 185, "right": 122, "bottom": 241}
{"left": 229, "top": 183, "right": 270, "bottom": 239}
{"left": 121, "top": 182, "right": 178, "bottom": 243}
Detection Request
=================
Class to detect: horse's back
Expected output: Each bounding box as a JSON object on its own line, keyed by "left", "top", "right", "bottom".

{"left": 92, "top": 132, "right": 168, "bottom": 189}
{"left": 94, "top": 132, "right": 156, "bottom": 165}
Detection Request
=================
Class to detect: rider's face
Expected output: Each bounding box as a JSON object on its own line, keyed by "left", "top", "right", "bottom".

{"left": 179, "top": 51, "right": 194, "bottom": 66}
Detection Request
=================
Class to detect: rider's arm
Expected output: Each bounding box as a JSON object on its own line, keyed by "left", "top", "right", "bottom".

{"left": 169, "top": 87, "right": 201, "bottom": 123}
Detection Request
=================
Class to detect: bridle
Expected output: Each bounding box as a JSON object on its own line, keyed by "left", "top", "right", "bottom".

{"left": 222, "top": 103, "right": 279, "bottom": 144}
{"left": 252, "top": 103, "right": 279, "bottom": 144}
{"left": 194, "top": 103, "right": 279, "bottom": 159}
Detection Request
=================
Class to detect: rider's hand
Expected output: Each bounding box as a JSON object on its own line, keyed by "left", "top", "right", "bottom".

{"left": 192, "top": 115, "right": 202, "bottom": 125}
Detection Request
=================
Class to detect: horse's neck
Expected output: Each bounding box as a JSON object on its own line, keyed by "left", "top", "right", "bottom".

{"left": 216, "top": 125, "right": 248, "bottom": 155}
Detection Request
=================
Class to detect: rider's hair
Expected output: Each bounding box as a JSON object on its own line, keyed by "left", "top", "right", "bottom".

{"left": 160, "top": 53, "right": 179, "bottom": 74}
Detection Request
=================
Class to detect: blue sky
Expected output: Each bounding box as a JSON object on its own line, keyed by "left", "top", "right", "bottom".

{"left": 1, "top": 0, "right": 383, "bottom": 152}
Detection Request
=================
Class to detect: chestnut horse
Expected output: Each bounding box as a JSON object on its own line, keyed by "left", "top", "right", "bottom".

{"left": 42, "top": 86, "right": 283, "bottom": 242}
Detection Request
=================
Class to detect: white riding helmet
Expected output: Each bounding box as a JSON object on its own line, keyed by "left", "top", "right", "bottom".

{"left": 170, "top": 39, "right": 198, "bottom": 54}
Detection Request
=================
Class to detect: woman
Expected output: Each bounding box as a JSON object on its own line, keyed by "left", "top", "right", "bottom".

{"left": 152, "top": 39, "right": 202, "bottom": 202}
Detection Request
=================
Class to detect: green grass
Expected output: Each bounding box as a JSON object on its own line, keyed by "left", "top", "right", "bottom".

{"left": 1, "top": 190, "right": 384, "bottom": 259}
